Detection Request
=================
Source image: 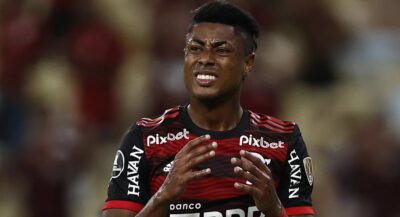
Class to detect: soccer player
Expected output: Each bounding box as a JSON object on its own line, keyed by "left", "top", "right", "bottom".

{"left": 102, "top": 1, "right": 314, "bottom": 217}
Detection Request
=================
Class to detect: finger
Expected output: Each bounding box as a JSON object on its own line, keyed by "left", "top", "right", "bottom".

{"left": 179, "top": 141, "right": 217, "bottom": 170}
{"left": 240, "top": 150, "right": 271, "bottom": 175}
{"left": 183, "top": 134, "right": 211, "bottom": 152}
{"left": 188, "top": 141, "right": 218, "bottom": 158}
{"left": 184, "top": 148, "right": 216, "bottom": 169}
{"left": 188, "top": 168, "right": 212, "bottom": 180}
{"left": 240, "top": 150, "right": 266, "bottom": 169}
{"left": 231, "top": 157, "right": 265, "bottom": 184}
{"left": 232, "top": 156, "right": 264, "bottom": 179}
{"left": 233, "top": 166, "right": 260, "bottom": 185}
{"left": 233, "top": 182, "right": 256, "bottom": 195}
{"left": 177, "top": 135, "right": 211, "bottom": 159}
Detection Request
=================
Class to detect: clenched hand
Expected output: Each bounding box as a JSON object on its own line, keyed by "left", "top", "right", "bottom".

{"left": 157, "top": 135, "right": 218, "bottom": 202}
{"left": 231, "top": 150, "right": 284, "bottom": 217}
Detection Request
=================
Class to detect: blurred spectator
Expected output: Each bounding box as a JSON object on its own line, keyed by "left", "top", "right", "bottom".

{"left": 332, "top": 116, "right": 400, "bottom": 217}
{"left": 68, "top": 20, "right": 124, "bottom": 132}
{"left": 0, "top": 4, "right": 44, "bottom": 96}
{"left": 21, "top": 106, "right": 82, "bottom": 217}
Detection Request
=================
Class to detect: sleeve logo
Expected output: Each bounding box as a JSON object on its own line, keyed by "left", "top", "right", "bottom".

{"left": 127, "top": 145, "right": 144, "bottom": 196}
{"left": 111, "top": 150, "right": 125, "bottom": 179}
{"left": 303, "top": 157, "right": 314, "bottom": 186}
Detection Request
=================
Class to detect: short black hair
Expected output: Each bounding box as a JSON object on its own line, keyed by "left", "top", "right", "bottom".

{"left": 188, "top": 0, "right": 260, "bottom": 54}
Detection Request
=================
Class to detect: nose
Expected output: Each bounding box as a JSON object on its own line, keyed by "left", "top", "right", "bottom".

{"left": 198, "top": 49, "right": 216, "bottom": 66}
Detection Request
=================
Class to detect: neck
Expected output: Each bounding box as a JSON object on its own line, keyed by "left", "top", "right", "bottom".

{"left": 188, "top": 94, "right": 243, "bottom": 131}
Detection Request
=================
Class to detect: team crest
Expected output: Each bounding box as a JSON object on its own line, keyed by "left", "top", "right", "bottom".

{"left": 303, "top": 157, "right": 313, "bottom": 186}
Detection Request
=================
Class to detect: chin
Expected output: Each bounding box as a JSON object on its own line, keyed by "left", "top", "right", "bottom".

{"left": 192, "top": 92, "right": 219, "bottom": 100}
{"left": 191, "top": 89, "right": 231, "bottom": 105}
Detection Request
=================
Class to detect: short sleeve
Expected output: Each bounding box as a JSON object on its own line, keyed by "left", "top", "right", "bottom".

{"left": 102, "top": 124, "right": 150, "bottom": 212}
{"left": 277, "top": 125, "right": 315, "bottom": 216}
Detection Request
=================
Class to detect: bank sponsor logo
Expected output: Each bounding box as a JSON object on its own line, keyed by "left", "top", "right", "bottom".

{"left": 288, "top": 149, "right": 301, "bottom": 199}
{"left": 169, "top": 205, "right": 265, "bottom": 217}
{"left": 303, "top": 157, "right": 314, "bottom": 186}
{"left": 170, "top": 202, "right": 201, "bottom": 211}
{"left": 112, "top": 150, "right": 125, "bottom": 179}
{"left": 147, "top": 128, "right": 190, "bottom": 146}
{"left": 239, "top": 135, "right": 285, "bottom": 149}
{"left": 127, "top": 145, "right": 144, "bottom": 196}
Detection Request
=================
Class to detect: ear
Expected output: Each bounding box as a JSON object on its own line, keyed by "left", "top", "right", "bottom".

{"left": 243, "top": 53, "right": 255, "bottom": 81}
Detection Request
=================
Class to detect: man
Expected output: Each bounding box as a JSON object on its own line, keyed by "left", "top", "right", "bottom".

{"left": 102, "top": 1, "right": 314, "bottom": 217}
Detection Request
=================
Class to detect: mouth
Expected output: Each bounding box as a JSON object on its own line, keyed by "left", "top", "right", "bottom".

{"left": 194, "top": 71, "right": 218, "bottom": 86}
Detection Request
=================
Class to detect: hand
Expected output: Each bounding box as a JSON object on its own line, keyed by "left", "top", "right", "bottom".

{"left": 157, "top": 135, "right": 217, "bottom": 203}
{"left": 231, "top": 150, "right": 283, "bottom": 217}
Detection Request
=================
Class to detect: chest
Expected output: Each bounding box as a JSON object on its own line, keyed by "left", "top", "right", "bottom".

{"left": 143, "top": 130, "right": 290, "bottom": 198}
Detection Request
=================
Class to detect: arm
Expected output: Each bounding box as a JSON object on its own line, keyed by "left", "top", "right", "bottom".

{"left": 134, "top": 135, "right": 217, "bottom": 217}
{"left": 280, "top": 126, "right": 315, "bottom": 216}
{"left": 102, "top": 209, "right": 137, "bottom": 217}
{"left": 292, "top": 215, "right": 314, "bottom": 217}
{"left": 102, "top": 135, "right": 218, "bottom": 217}
{"left": 231, "top": 150, "right": 284, "bottom": 217}
{"left": 231, "top": 150, "right": 315, "bottom": 217}
{"left": 231, "top": 125, "right": 315, "bottom": 217}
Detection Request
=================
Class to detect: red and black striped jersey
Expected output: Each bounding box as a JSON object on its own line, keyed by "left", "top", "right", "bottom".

{"left": 103, "top": 105, "right": 314, "bottom": 216}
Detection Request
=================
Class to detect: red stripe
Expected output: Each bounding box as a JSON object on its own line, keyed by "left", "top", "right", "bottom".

{"left": 139, "top": 112, "right": 179, "bottom": 126}
{"left": 251, "top": 118, "right": 295, "bottom": 130}
{"left": 249, "top": 112, "right": 294, "bottom": 127}
{"left": 150, "top": 176, "right": 284, "bottom": 200}
{"left": 137, "top": 111, "right": 180, "bottom": 127}
{"left": 249, "top": 111, "right": 295, "bottom": 126}
{"left": 102, "top": 200, "right": 144, "bottom": 212}
{"left": 137, "top": 106, "right": 179, "bottom": 124}
{"left": 138, "top": 111, "right": 179, "bottom": 124}
{"left": 250, "top": 111, "right": 293, "bottom": 126}
{"left": 270, "top": 116, "right": 295, "bottom": 126}
{"left": 151, "top": 176, "right": 249, "bottom": 200}
{"left": 250, "top": 119, "right": 293, "bottom": 133}
{"left": 285, "top": 206, "right": 314, "bottom": 215}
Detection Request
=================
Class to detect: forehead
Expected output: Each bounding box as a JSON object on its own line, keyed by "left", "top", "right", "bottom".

{"left": 187, "top": 22, "right": 239, "bottom": 43}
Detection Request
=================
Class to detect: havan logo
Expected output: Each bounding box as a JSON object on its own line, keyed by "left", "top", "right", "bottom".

{"left": 288, "top": 149, "right": 302, "bottom": 199}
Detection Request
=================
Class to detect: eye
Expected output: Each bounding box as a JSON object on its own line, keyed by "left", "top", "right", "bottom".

{"left": 186, "top": 45, "right": 202, "bottom": 54}
{"left": 215, "top": 47, "right": 232, "bottom": 56}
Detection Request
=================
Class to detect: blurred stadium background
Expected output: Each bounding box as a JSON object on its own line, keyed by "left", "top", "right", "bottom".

{"left": 0, "top": 0, "right": 399, "bottom": 217}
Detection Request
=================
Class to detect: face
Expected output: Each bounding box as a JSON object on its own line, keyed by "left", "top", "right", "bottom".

{"left": 184, "top": 22, "right": 254, "bottom": 101}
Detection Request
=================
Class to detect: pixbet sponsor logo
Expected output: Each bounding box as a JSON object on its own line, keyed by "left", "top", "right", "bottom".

{"left": 239, "top": 135, "right": 285, "bottom": 149}
{"left": 147, "top": 129, "right": 190, "bottom": 146}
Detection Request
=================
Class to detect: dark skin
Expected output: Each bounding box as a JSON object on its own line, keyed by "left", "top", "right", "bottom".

{"left": 103, "top": 23, "right": 313, "bottom": 217}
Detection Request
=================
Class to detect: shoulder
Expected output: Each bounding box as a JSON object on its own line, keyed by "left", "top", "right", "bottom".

{"left": 247, "top": 110, "right": 299, "bottom": 135}
{"left": 135, "top": 105, "right": 182, "bottom": 129}
{"left": 118, "top": 106, "right": 183, "bottom": 149}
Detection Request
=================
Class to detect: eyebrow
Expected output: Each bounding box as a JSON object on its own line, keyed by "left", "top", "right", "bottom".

{"left": 189, "top": 38, "right": 230, "bottom": 47}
